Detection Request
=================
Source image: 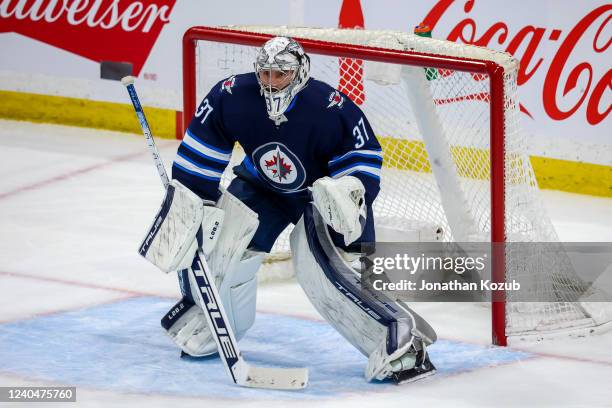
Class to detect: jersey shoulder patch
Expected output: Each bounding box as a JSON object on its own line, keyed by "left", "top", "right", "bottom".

{"left": 326, "top": 89, "right": 345, "bottom": 109}
{"left": 220, "top": 75, "right": 237, "bottom": 94}
{"left": 217, "top": 73, "right": 259, "bottom": 96}
{"left": 302, "top": 79, "right": 350, "bottom": 111}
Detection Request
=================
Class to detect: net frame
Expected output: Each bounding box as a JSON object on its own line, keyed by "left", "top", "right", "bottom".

{"left": 180, "top": 26, "right": 537, "bottom": 347}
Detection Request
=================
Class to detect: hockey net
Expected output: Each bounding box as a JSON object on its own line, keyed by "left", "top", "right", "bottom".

{"left": 183, "top": 26, "right": 610, "bottom": 345}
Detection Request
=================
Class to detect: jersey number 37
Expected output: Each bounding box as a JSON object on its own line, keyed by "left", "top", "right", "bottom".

{"left": 196, "top": 99, "right": 214, "bottom": 124}
{"left": 353, "top": 117, "right": 369, "bottom": 148}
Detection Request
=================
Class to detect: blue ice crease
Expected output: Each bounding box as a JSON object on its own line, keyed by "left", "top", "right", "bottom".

{"left": 0, "top": 297, "right": 533, "bottom": 400}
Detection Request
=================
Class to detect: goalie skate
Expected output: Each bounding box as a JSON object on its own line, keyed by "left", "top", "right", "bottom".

{"left": 391, "top": 348, "right": 437, "bottom": 384}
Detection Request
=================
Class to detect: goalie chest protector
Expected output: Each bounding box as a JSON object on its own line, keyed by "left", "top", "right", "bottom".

{"left": 175, "top": 73, "right": 382, "bottom": 204}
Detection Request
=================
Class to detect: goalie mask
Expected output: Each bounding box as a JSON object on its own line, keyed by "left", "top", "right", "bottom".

{"left": 255, "top": 36, "right": 310, "bottom": 119}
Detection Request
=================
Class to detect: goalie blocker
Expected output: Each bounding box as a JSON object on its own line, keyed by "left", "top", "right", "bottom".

{"left": 138, "top": 179, "right": 224, "bottom": 273}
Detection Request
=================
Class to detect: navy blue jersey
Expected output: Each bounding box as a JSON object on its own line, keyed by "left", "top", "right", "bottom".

{"left": 172, "top": 73, "right": 382, "bottom": 207}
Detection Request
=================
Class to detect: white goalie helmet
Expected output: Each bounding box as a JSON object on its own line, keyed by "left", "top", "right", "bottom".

{"left": 254, "top": 36, "right": 310, "bottom": 119}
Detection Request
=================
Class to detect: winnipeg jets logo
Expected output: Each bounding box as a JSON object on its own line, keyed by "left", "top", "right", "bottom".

{"left": 252, "top": 143, "right": 306, "bottom": 192}
{"left": 220, "top": 76, "right": 236, "bottom": 94}
{"left": 327, "top": 90, "right": 345, "bottom": 109}
{"left": 264, "top": 146, "right": 293, "bottom": 181}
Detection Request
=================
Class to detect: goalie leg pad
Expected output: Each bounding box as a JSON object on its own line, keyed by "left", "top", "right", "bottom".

{"left": 161, "top": 298, "right": 214, "bottom": 357}
{"left": 163, "top": 250, "right": 264, "bottom": 357}
{"left": 162, "top": 189, "right": 263, "bottom": 357}
{"left": 226, "top": 251, "right": 262, "bottom": 339}
{"left": 291, "top": 205, "right": 437, "bottom": 381}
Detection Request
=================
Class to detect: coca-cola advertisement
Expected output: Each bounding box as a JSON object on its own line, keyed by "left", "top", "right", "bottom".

{"left": 421, "top": 1, "right": 610, "bottom": 126}
{"left": 416, "top": 0, "right": 611, "bottom": 152}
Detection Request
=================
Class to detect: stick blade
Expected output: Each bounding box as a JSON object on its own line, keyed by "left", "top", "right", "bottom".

{"left": 236, "top": 362, "right": 308, "bottom": 390}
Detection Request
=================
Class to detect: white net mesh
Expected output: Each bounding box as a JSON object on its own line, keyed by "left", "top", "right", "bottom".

{"left": 190, "top": 26, "right": 609, "bottom": 339}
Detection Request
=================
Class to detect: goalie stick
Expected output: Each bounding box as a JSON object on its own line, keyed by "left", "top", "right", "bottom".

{"left": 121, "top": 76, "right": 308, "bottom": 390}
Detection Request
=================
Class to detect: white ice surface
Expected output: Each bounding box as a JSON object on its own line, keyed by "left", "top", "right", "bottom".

{"left": 0, "top": 120, "right": 611, "bottom": 407}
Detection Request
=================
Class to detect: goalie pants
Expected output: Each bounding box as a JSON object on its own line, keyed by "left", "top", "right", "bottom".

{"left": 226, "top": 174, "right": 375, "bottom": 253}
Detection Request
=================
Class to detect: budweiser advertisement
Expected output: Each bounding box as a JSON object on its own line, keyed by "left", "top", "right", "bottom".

{"left": 0, "top": 0, "right": 177, "bottom": 76}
